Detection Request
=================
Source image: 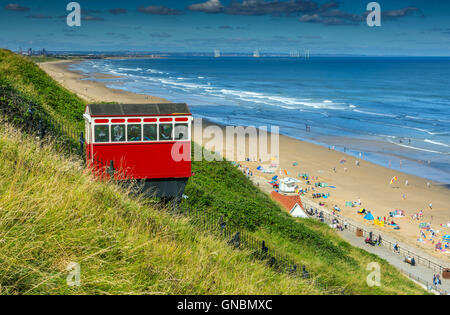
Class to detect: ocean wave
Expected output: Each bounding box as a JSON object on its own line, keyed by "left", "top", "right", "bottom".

{"left": 118, "top": 67, "right": 143, "bottom": 72}
{"left": 146, "top": 68, "right": 164, "bottom": 74}
{"left": 78, "top": 60, "right": 350, "bottom": 112}
{"left": 353, "top": 109, "right": 397, "bottom": 118}
{"left": 386, "top": 138, "right": 447, "bottom": 155}
{"left": 424, "top": 139, "right": 450, "bottom": 148}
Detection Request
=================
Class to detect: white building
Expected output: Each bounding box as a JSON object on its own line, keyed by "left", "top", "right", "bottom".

{"left": 278, "top": 178, "right": 300, "bottom": 194}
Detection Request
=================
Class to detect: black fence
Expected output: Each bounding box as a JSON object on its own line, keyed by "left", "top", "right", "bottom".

{"left": 173, "top": 202, "right": 345, "bottom": 294}
{"left": 0, "top": 85, "right": 85, "bottom": 156}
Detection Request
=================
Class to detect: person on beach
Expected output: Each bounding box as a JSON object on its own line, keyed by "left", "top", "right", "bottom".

{"left": 394, "top": 242, "right": 400, "bottom": 253}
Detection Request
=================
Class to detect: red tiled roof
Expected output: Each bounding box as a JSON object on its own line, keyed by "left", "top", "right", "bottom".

{"left": 270, "top": 191, "right": 304, "bottom": 213}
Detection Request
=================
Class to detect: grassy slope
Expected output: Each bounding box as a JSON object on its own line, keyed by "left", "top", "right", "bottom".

{"left": 0, "top": 49, "right": 426, "bottom": 294}
{"left": 0, "top": 49, "right": 85, "bottom": 128}
{"left": 0, "top": 124, "right": 323, "bottom": 295}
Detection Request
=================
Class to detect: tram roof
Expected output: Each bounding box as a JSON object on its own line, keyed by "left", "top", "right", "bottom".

{"left": 86, "top": 103, "right": 191, "bottom": 117}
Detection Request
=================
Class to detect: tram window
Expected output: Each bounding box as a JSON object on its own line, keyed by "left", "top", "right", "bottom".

{"left": 159, "top": 124, "right": 173, "bottom": 141}
{"left": 175, "top": 124, "right": 189, "bottom": 140}
{"left": 143, "top": 124, "right": 157, "bottom": 141}
{"left": 127, "top": 124, "right": 142, "bottom": 142}
{"left": 111, "top": 125, "right": 126, "bottom": 142}
{"left": 94, "top": 125, "right": 109, "bottom": 143}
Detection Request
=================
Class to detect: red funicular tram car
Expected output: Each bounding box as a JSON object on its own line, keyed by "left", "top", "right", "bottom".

{"left": 83, "top": 103, "right": 193, "bottom": 198}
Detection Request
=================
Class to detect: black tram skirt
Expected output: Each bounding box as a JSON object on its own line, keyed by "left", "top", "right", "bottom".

{"left": 136, "top": 178, "right": 189, "bottom": 199}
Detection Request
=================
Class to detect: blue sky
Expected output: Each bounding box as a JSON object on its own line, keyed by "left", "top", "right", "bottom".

{"left": 0, "top": 0, "right": 449, "bottom": 55}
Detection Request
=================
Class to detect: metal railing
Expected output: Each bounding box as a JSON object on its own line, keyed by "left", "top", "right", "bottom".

{"left": 302, "top": 198, "right": 449, "bottom": 294}
{"left": 0, "top": 84, "right": 84, "bottom": 156}
{"left": 174, "top": 203, "right": 346, "bottom": 295}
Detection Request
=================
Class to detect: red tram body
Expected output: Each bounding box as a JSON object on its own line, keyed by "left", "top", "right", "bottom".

{"left": 84, "top": 103, "right": 192, "bottom": 198}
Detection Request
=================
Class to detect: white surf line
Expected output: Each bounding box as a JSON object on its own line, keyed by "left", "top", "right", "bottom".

{"left": 386, "top": 139, "right": 447, "bottom": 155}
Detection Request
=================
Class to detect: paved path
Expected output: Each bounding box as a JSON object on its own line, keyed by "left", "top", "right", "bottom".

{"left": 299, "top": 197, "right": 450, "bottom": 294}
{"left": 338, "top": 227, "right": 449, "bottom": 294}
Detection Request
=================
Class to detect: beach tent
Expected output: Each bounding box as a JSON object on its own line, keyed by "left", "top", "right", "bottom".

{"left": 293, "top": 162, "right": 298, "bottom": 166}
{"left": 444, "top": 235, "right": 450, "bottom": 243}
{"left": 364, "top": 212, "right": 374, "bottom": 221}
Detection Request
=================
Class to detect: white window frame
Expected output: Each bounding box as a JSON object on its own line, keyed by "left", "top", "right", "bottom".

{"left": 91, "top": 116, "right": 192, "bottom": 144}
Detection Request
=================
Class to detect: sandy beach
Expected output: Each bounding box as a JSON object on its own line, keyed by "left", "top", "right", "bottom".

{"left": 40, "top": 60, "right": 450, "bottom": 263}
{"left": 39, "top": 60, "right": 168, "bottom": 104}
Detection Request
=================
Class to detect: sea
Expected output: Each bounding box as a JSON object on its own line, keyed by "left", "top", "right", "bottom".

{"left": 71, "top": 56, "right": 450, "bottom": 184}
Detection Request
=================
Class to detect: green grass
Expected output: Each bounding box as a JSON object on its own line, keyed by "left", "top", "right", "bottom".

{"left": 0, "top": 48, "right": 427, "bottom": 295}
{"left": 0, "top": 123, "right": 326, "bottom": 295}
{"left": 184, "top": 147, "right": 426, "bottom": 295}
{"left": 0, "top": 49, "right": 85, "bottom": 128}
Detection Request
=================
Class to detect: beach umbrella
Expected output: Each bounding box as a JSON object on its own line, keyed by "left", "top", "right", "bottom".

{"left": 272, "top": 176, "right": 278, "bottom": 181}
{"left": 390, "top": 176, "right": 398, "bottom": 185}
{"left": 364, "top": 213, "right": 374, "bottom": 221}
